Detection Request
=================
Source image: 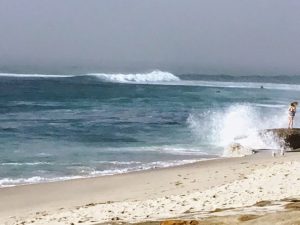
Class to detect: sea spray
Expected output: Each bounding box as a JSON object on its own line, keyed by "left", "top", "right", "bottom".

{"left": 187, "top": 104, "right": 288, "bottom": 156}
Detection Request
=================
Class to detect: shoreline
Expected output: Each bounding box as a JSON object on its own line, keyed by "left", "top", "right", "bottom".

{"left": 1, "top": 151, "right": 300, "bottom": 224}
{"left": 0, "top": 156, "right": 219, "bottom": 189}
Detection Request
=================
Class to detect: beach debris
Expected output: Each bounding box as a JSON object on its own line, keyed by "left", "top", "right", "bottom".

{"left": 238, "top": 214, "right": 261, "bottom": 221}
{"left": 160, "top": 220, "right": 199, "bottom": 225}
{"left": 254, "top": 200, "right": 272, "bottom": 207}
{"left": 111, "top": 216, "right": 121, "bottom": 221}
{"left": 85, "top": 203, "right": 96, "bottom": 207}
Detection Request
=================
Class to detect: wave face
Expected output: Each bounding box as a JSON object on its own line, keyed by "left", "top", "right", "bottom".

{"left": 0, "top": 70, "right": 298, "bottom": 186}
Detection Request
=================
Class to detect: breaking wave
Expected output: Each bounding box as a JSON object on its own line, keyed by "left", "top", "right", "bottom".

{"left": 0, "top": 71, "right": 180, "bottom": 84}
{"left": 88, "top": 70, "right": 180, "bottom": 83}
{"left": 187, "top": 104, "right": 288, "bottom": 156}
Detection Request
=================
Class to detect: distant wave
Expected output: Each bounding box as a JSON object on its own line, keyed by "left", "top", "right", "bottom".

{"left": 88, "top": 70, "right": 180, "bottom": 83}
{"left": 2, "top": 71, "right": 300, "bottom": 91}
{"left": 87, "top": 72, "right": 300, "bottom": 90}
{"left": 0, "top": 73, "right": 75, "bottom": 78}
{"left": 0, "top": 71, "right": 180, "bottom": 83}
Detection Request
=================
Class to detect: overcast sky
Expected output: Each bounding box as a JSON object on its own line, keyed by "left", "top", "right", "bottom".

{"left": 0, "top": 0, "right": 300, "bottom": 75}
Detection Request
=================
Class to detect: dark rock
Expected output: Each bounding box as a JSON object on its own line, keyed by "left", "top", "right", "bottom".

{"left": 260, "top": 128, "right": 300, "bottom": 150}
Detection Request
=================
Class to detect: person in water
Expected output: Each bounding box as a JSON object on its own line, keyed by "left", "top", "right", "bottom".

{"left": 288, "top": 102, "right": 298, "bottom": 128}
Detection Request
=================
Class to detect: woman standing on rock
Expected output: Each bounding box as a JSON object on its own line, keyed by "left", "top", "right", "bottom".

{"left": 288, "top": 102, "right": 298, "bottom": 128}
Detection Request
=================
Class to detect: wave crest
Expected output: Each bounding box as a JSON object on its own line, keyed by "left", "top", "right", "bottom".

{"left": 88, "top": 70, "right": 180, "bottom": 83}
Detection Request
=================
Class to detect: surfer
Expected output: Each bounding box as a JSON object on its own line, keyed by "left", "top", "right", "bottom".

{"left": 288, "top": 102, "right": 298, "bottom": 128}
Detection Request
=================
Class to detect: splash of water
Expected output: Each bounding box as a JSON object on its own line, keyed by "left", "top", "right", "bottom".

{"left": 187, "top": 104, "right": 287, "bottom": 156}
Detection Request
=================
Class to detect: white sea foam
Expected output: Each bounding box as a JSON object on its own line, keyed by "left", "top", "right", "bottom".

{"left": 100, "top": 146, "right": 214, "bottom": 156}
{"left": 0, "top": 159, "right": 203, "bottom": 187}
{"left": 90, "top": 159, "right": 202, "bottom": 176}
{"left": 187, "top": 104, "right": 289, "bottom": 157}
{"left": 95, "top": 161, "right": 142, "bottom": 165}
{"left": 250, "top": 103, "right": 286, "bottom": 108}
{"left": 0, "top": 162, "right": 52, "bottom": 166}
{"left": 0, "top": 175, "right": 83, "bottom": 187}
{"left": 154, "top": 146, "right": 214, "bottom": 156}
{"left": 88, "top": 70, "right": 180, "bottom": 83}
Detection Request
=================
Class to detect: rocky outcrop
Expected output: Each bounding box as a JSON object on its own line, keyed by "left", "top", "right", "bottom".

{"left": 260, "top": 128, "right": 300, "bottom": 150}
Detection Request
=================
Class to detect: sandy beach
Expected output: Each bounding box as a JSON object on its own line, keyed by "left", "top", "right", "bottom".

{"left": 1, "top": 151, "right": 300, "bottom": 225}
{"left": 3, "top": 1, "right": 300, "bottom": 224}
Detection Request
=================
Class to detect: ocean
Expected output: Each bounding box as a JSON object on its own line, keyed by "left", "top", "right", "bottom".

{"left": 0, "top": 71, "right": 298, "bottom": 187}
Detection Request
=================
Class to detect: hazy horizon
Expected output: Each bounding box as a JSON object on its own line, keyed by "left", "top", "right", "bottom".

{"left": 1, "top": 0, "right": 300, "bottom": 75}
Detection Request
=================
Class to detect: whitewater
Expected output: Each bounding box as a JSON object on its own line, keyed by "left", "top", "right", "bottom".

{"left": 0, "top": 71, "right": 299, "bottom": 186}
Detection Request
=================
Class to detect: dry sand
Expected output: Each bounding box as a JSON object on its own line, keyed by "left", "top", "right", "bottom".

{"left": 1, "top": 151, "right": 300, "bottom": 225}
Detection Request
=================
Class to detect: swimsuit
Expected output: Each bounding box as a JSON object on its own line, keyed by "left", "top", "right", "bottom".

{"left": 289, "top": 110, "right": 296, "bottom": 117}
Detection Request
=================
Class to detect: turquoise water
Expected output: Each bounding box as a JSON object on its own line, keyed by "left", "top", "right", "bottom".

{"left": 0, "top": 71, "right": 299, "bottom": 186}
